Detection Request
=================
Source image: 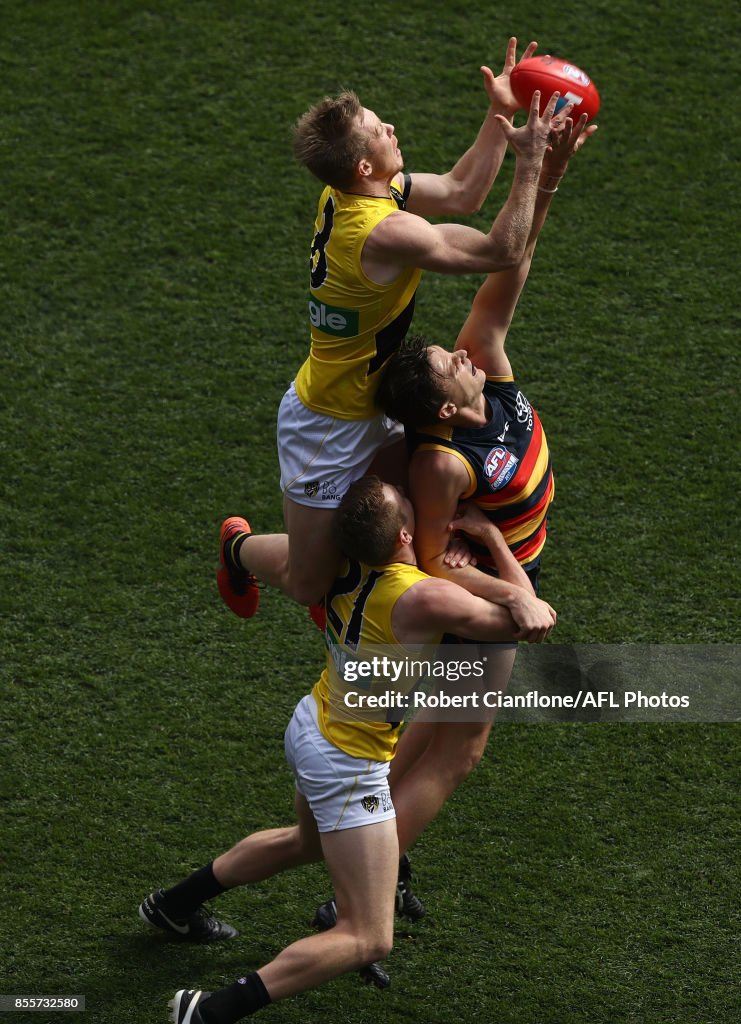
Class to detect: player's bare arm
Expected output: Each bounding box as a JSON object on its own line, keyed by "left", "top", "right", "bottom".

{"left": 447, "top": 501, "right": 556, "bottom": 643}
{"left": 447, "top": 502, "right": 534, "bottom": 594}
{"left": 392, "top": 576, "right": 519, "bottom": 645}
{"left": 404, "top": 37, "right": 538, "bottom": 218}
{"left": 409, "top": 451, "right": 556, "bottom": 640}
{"left": 392, "top": 512, "right": 555, "bottom": 645}
{"left": 363, "top": 211, "right": 527, "bottom": 281}
{"left": 456, "top": 110, "right": 600, "bottom": 376}
{"left": 362, "top": 89, "right": 558, "bottom": 285}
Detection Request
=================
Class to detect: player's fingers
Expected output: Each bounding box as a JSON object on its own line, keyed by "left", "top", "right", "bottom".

{"left": 552, "top": 100, "right": 575, "bottom": 126}
{"left": 570, "top": 112, "right": 588, "bottom": 141}
{"left": 549, "top": 116, "right": 568, "bottom": 137}
{"left": 542, "top": 90, "right": 560, "bottom": 120}
{"left": 572, "top": 115, "right": 593, "bottom": 150}
{"left": 578, "top": 123, "right": 599, "bottom": 146}
{"left": 521, "top": 40, "right": 538, "bottom": 61}
{"left": 493, "top": 112, "right": 516, "bottom": 135}
{"left": 504, "top": 36, "right": 517, "bottom": 69}
{"left": 526, "top": 89, "right": 542, "bottom": 124}
{"left": 548, "top": 118, "right": 571, "bottom": 147}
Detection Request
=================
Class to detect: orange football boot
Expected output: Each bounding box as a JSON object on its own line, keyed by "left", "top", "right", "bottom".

{"left": 217, "top": 516, "right": 260, "bottom": 618}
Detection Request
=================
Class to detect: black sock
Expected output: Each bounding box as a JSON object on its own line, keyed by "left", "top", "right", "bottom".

{"left": 161, "top": 862, "right": 227, "bottom": 919}
{"left": 398, "top": 853, "right": 412, "bottom": 883}
{"left": 199, "top": 973, "right": 271, "bottom": 1024}
{"left": 225, "top": 531, "right": 251, "bottom": 573}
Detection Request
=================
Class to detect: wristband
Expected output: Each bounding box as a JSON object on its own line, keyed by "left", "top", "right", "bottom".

{"left": 538, "top": 173, "right": 563, "bottom": 194}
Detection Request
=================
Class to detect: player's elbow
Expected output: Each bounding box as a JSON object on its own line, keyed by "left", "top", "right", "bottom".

{"left": 486, "top": 236, "right": 527, "bottom": 271}
{"left": 468, "top": 233, "right": 524, "bottom": 274}
{"left": 456, "top": 194, "right": 486, "bottom": 216}
{"left": 439, "top": 177, "right": 486, "bottom": 217}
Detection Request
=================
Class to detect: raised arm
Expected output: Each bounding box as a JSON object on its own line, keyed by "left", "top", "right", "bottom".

{"left": 404, "top": 37, "right": 538, "bottom": 218}
{"left": 362, "top": 89, "right": 558, "bottom": 282}
{"left": 455, "top": 112, "right": 600, "bottom": 376}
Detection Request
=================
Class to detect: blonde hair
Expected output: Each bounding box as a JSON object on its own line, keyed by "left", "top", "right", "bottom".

{"left": 335, "top": 476, "right": 405, "bottom": 565}
{"left": 292, "top": 90, "right": 369, "bottom": 190}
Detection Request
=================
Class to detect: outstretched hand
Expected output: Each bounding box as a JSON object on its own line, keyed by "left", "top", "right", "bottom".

{"left": 480, "top": 36, "right": 538, "bottom": 117}
{"left": 493, "top": 87, "right": 559, "bottom": 164}
{"left": 544, "top": 112, "right": 599, "bottom": 177}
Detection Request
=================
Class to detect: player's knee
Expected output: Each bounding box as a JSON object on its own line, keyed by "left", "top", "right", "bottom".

{"left": 368, "top": 934, "right": 394, "bottom": 963}
{"left": 285, "top": 560, "right": 335, "bottom": 606}
{"left": 286, "top": 541, "right": 340, "bottom": 605}
{"left": 458, "top": 739, "right": 486, "bottom": 779}
{"left": 288, "top": 578, "right": 327, "bottom": 606}
{"left": 293, "top": 831, "right": 323, "bottom": 865}
{"left": 360, "top": 928, "right": 394, "bottom": 964}
{"left": 437, "top": 735, "right": 487, "bottom": 788}
{"left": 336, "top": 921, "right": 393, "bottom": 966}
{"left": 448, "top": 750, "right": 483, "bottom": 787}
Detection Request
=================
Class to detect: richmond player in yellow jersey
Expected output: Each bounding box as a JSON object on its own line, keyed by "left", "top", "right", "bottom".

{"left": 218, "top": 39, "right": 570, "bottom": 615}
{"left": 142, "top": 477, "right": 548, "bottom": 1024}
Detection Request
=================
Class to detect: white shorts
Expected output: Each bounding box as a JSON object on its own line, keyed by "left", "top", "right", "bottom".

{"left": 284, "top": 694, "right": 395, "bottom": 832}
{"left": 277, "top": 382, "right": 405, "bottom": 508}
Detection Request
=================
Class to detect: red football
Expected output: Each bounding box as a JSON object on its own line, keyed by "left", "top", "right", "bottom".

{"left": 510, "top": 55, "right": 600, "bottom": 122}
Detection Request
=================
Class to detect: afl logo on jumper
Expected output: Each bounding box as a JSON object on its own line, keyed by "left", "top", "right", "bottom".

{"left": 484, "top": 446, "right": 519, "bottom": 490}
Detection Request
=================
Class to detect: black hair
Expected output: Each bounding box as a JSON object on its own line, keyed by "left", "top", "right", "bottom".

{"left": 375, "top": 334, "right": 446, "bottom": 427}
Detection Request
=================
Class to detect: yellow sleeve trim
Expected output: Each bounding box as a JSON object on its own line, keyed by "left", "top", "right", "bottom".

{"left": 415, "top": 443, "right": 477, "bottom": 499}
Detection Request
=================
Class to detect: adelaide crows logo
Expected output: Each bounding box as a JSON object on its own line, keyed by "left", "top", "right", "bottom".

{"left": 361, "top": 795, "right": 380, "bottom": 814}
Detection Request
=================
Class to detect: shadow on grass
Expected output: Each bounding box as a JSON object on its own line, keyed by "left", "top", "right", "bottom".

{"left": 84, "top": 929, "right": 266, "bottom": 1019}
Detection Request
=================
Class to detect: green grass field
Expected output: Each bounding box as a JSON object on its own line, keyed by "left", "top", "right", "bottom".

{"left": 2, "top": 1, "right": 738, "bottom": 1022}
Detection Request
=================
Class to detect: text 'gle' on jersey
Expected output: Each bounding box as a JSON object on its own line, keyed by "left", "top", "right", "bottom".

{"left": 294, "top": 181, "right": 421, "bottom": 421}
{"left": 413, "top": 377, "right": 554, "bottom": 566}
{"left": 311, "top": 558, "right": 435, "bottom": 762}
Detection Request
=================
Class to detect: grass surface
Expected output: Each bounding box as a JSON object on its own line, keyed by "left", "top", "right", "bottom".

{"left": 2, "top": 1, "right": 738, "bottom": 1022}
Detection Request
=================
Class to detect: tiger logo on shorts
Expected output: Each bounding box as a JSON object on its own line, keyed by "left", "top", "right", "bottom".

{"left": 361, "top": 795, "right": 380, "bottom": 814}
